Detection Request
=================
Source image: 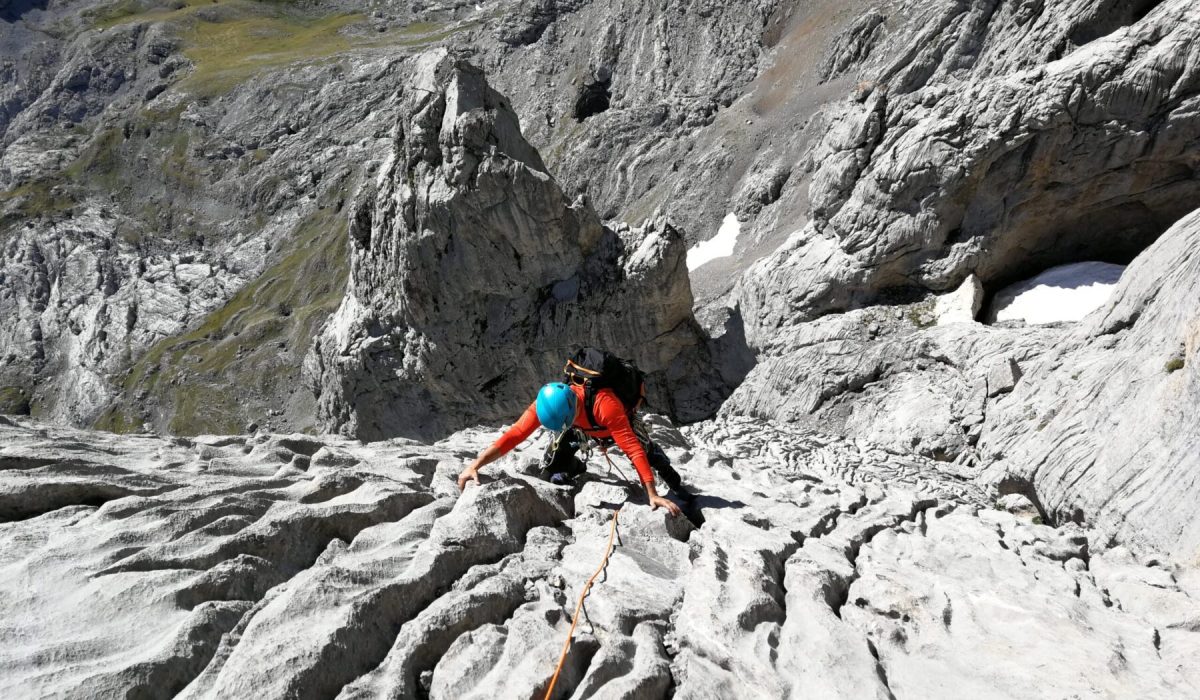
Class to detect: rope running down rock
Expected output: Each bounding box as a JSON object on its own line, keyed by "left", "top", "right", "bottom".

{"left": 543, "top": 508, "right": 621, "bottom": 700}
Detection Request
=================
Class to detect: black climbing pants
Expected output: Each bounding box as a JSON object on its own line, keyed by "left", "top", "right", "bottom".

{"left": 542, "top": 428, "right": 683, "bottom": 490}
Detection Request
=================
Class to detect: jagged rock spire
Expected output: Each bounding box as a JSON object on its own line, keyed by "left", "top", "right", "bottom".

{"left": 307, "top": 50, "right": 706, "bottom": 440}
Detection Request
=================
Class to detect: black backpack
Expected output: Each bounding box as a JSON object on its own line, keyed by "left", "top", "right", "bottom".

{"left": 563, "top": 347, "right": 646, "bottom": 430}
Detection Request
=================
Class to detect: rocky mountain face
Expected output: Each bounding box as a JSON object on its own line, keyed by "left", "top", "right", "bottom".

{"left": 0, "top": 0, "right": 504, "bottom": 434}
{"left": 1, "top": 0, "right": 780, "bottom": 436}
{"left": 979, "top": 209, "right": 1200, "bottom": 562}
{"left": 719, "top": 0, "right": 1200, "bottom": 561}
{"left": 304, "top": 51, "right": 717, "bottom": 441}
{"left": 2, "top": 0, "right": 1200, "bottom": 697}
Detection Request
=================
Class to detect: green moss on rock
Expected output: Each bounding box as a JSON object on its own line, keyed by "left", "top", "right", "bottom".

{"left": 0, "top": 386, "right": 32, "bottom": 416}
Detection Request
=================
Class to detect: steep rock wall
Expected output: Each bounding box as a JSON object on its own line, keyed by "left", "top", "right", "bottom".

{"left": 979, "top": 208, "right": 1200, "bottom": 562}
{"left": 713, "top": 0, "right": 1200, "bottom": 563}
{"left": 737, "top": 0, "right": 1200, "bottom": 333}
{"left": 306, "top": 51, "right": 711, "bottom": 441}
{"left": 723, "top": 0, "right": 1199, "bottom": 444}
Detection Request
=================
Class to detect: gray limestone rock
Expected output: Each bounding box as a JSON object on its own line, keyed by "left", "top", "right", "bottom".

{"left": 714, "top": 0, "right": 1200, "bottom": 544}
{"left": 306, "top": 51, "right": 711, "bottom": 441}
{"left": 1, "top": 1, "right": 1200, "bottom": 696}
{"left": 985, "top": 358, "right": 1022, "bottom": 398}
{"left": 0, "top": 2, "right": 492, "bottom": 435}
{"left": 979, "top": 208, "right": 1200, "bottom": 563}
{"left": 738, "top": 0, "right": 1200, "bottom": 331}
{"left": 2, "top": 413, "right": 1197, "bottom": 698}
{"left": 934, "top": 274, "right": 982, "bottom": 326}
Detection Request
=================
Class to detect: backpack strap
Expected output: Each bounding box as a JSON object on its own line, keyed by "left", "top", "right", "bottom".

{"left": 582, "top": 381, "right": 601, "bottom": 431}
{"left": 565, "top": 358, "right": 602, "bottom": 380}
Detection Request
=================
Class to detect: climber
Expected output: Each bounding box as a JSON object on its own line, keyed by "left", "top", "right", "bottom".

{"left": 457, "top": 349, "right": 693, "bottom": 517}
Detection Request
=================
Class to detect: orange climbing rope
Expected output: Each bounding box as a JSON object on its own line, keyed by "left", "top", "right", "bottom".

{"left": 543, "top": 508, "right": 621, "bottom": 700}
{"left": 599, "top": 446, "right": 633, "bottom": 485}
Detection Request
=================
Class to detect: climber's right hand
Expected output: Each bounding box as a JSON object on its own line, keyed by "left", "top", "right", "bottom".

{"left": 650, "top": 494, "right": 682, "bottom": 517}
{"left": 457, "top": 465, "right": 481, "bottom": 492}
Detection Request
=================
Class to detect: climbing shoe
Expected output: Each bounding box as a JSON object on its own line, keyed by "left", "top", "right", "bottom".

{"left": 549, "top": 472, "right": 573, "bottom": 486}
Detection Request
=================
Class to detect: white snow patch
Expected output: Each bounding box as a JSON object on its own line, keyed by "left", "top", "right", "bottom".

{"left": 989, "top": 261, "right": 1125, "bottom": 324}
{"left": 687, "top": 213, "right": 741, "bottom": 271}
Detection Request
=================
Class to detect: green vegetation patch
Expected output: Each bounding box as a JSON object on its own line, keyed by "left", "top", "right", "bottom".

{"left": 0, "top": 386, "right": 32, "bottom": 416}
{"left": 1165, "top": 357, "right": 1185, "bottom": 373}
{"left": 91, "top": 0, "right": 308, "bottom": 29}
{"left": 89, "top": 0, "right": 475, "bottom": 97}
{"left": 179, "top": 13, "right": 479, "bottom": 97}
{"left": 97, "top": 205, "right": 349, "bottom": 435}
{"left": 0, "top": 182, "right": 77, "bottom": 224}
{"left": 88, "top": 1, "right": 366, "bottom": 96}
{"left": 181, "top": 11, "right": 364, "bottom": 97}
{"left": 94, "top": 404, "right": 142, "bottom": 433}
{"left": 905, "top": 300, "right": 937, "bottom": 329}
{"left": 64, "top": 127, "right": 125, "bottom": 187}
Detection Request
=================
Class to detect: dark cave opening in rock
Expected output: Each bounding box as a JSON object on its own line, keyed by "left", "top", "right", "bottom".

{"left": 995, "top": 475, "right": 1052, "bottom": 526}
{"left": 573, "top": 78, "right": 612, "bottom": 121}
{"left": 1131, "top": 0, "right": 1168, "bottom": 23}
{"left": 1068, "top": 0, "right": 1169, "bottom": 47}
{"left": 972, "top": 194, "right": 1197, "bottom": 323}
{"left": 978, "top": 200, "right": 1183, "bottom": 289}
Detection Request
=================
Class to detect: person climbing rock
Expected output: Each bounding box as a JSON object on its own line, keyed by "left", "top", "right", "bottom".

{"left": 457, "top": 348, "right": 693, "bottom": 517}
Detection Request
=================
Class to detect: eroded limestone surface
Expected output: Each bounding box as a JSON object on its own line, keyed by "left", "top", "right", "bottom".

{"left": 3, "top": 415, "right": 1196, "bottom": 698}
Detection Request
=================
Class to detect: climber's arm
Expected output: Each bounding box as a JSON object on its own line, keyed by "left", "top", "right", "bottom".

{"left": 458, "top": 403, "right": 539, "bottom": 491}
{"left": 596, "top": 392, "right": 681, "bottom": 517}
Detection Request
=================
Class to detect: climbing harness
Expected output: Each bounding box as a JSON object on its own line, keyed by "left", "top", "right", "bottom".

{"left": 543, "top": 508, "right": 621, "bottom": 700}
{"left": 544, "top": 428, "right": 638, "bottom": 488}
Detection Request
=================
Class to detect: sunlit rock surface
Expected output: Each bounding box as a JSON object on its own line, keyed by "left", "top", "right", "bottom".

{"left": 304, "top": 51, "right": 715, "bottom": 442}
{"left": 2, "top": 1, "right": 1200, "bottom": 696}
{"left": 2, "top": 415, "right": 1198, "bottom": 698}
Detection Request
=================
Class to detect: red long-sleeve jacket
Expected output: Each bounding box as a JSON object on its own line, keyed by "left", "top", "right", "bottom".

{"left": 490, "top": 383, "right": 654, "bottom": 483}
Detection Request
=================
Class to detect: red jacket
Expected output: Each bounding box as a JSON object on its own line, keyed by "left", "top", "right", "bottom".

{"left": 490, "top": 383, "right": 653, "bottom": 483}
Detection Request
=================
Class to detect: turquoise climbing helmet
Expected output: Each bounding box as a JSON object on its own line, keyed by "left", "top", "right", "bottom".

{"left": 535, "top": 382, "right": 577, "bottom": 432}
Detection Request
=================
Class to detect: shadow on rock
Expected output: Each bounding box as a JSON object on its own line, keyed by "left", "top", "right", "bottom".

{"left": 683, "top": 494, "right": 747, "bottom": 528}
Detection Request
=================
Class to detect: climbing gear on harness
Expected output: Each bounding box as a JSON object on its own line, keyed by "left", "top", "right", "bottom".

{"left": 563, "top": 347, "right": 646, "bottom": 430}
{"left": 542, "top": 428, "right": 587, "bottom": 485}
{"left": 535, "top": 382, "right": 577, "bottom": 432}
{"left": 540, "top": 419, "right": 694, "bottom": 503}
{"left": 544, "top": 508, "right": 620, "bottom": 700}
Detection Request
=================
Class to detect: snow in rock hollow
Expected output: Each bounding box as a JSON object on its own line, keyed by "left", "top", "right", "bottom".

{"left": 988, "top": 261, "right": 1126, "bottom": 324}
{"left": 686, "top": 212, "right": 740, "bottom": 271}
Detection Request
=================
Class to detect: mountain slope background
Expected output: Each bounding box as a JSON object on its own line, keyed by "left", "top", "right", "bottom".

{"left": 3, "top": 0, "right": 1200, "bottom": 697}
{"left": 0, "top": 0, "right": 931, "bottom": 435}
